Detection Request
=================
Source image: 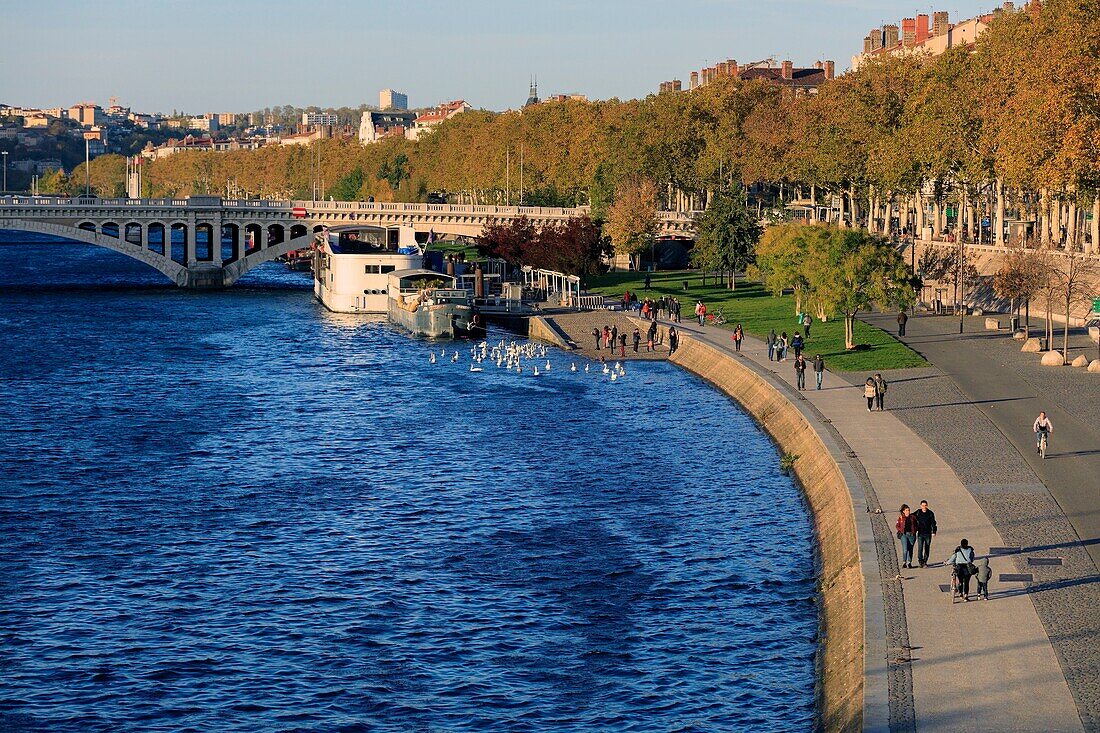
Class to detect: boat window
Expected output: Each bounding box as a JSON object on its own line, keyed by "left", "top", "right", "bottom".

{"left": 365, "top": 264, "right": 380, "bottom": 274}
{"left": 380, "top": 265, "right": 396, "bottom": 273}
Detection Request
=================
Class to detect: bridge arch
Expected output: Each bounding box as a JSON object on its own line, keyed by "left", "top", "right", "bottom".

{"left": 147, "top": 222, "right": 167, "bottom": 255}
{"left": 222, "top": 225, "right": 317, "bottom": 285}
{"left": 1, "top": 218, "right": 186, "bottom": 284}
{"left": 101, "top": 221, "right": 120, "bottom": 239}
{"left": 124, "top": 222, "right": 143, "bottom": 246}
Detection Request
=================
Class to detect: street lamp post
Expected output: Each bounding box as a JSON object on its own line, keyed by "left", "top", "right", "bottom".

{"left": 2, "top": 151, "right": 7, "bottom": 194}
{"left": 84, "top": 137, "right": 90, "bottom": 196}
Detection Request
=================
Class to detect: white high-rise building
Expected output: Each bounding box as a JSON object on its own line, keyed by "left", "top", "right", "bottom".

{"left": 379, "top": 89, "right": 408, "bottom": 111}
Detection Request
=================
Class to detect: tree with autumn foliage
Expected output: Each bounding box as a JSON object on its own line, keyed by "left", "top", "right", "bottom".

{"left": 605, "top": 177, "right": 658, "bottom": 270}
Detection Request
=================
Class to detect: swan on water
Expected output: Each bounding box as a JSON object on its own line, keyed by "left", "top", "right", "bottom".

{"left": 570, "top": 363, "right": 577, "bottom": 372}
{"left": 429, "top": 353, "right": 437, "bottom": 364}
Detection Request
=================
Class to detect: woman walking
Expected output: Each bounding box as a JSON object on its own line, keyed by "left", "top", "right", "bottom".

{"left": 778, "top": 331, "right": 788, "bottom": 361}
{"left": 864, "top": 377, "right": 876, "bottom": 411}
{"left": 946, "top": 539, "right": 977, "bottom": 601}
{"left": 732, "top": 323, "right": 744, "bottom": 352}
{"left": 895, "top": 504, "right": 918, "bottom": 568}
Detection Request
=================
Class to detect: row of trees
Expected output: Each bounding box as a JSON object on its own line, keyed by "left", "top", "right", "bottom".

{"left": 107, "top": 1, "right": 1096, "bottom": 249}
{"left": 993, "top": 244, "right": 1099, "bottom": 359}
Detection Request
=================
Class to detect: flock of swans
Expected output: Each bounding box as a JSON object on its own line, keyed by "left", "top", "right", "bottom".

{"left": 428, "top": 339, "right": 628, "bottom": 381}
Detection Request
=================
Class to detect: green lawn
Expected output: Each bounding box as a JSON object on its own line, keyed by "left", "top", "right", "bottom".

{"left": 589, "top": 270, "right": 927, "bottom": 372}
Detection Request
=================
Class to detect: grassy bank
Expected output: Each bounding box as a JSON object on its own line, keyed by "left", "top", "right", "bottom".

{"left": 590, "top": 270, "right": 927, "bottom": 372}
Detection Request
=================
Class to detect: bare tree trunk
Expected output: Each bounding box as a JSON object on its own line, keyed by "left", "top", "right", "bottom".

{"left": 1092, "top": 197, "right": 1100, "bottom": 255}
{"left": 995, "top": 178, "right": 1006, "bottom": 247}
{"left": 1040, "top": 188, "right": 1052, "bottom": 246}
{"left": 915, "top": 192, "right": 926, "bottom": 238}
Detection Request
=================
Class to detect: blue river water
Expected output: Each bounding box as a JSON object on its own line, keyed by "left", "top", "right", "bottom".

{"left": 0, "top": 237, "right": 817, "bottom": 732}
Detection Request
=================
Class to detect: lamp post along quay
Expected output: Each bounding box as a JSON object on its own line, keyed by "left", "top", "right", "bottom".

{"left": 2, "top": 151, "right": 7, "bottom": 194}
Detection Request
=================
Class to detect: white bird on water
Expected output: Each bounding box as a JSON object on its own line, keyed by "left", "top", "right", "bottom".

{"left": 429, "top": 353, "right": 437, "bottom": 364}
{"left": 584, "top": 364, "right": 590, "bottom": 373}
{"left": 602, "top": 364, "right": 610, "bottom": 374}
{"left": 610, "top": 371, "right": 618, "bottom": 382}
{"left": 451, "top": 352, "right": 459, "bottom": 363}
{"left": 533, "top": 366, "right": 540, "bottom": 376}
{"left": 570, "top": 363, "right": 577, "bottom": 372}
{"left": 470, "top": 365, "right": 483, "bottom": 372}
{"left": 544, "top": 360, "right": 552, "bottom": 371}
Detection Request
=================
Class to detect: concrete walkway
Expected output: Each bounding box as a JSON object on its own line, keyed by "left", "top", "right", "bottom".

{"left": 665, "top": 319, "right": 1084, "bottom": 732}
{"left": 863, "top": 312, "right": 1100, "bottom": 568}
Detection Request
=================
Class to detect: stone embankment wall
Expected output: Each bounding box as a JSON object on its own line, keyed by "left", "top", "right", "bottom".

{"left": 908, "top": 241, "right": 1100, "bottom": 326}
{"left": 527, "top": 316, "right": 573, "bottom": 351}
{"left": 670, "top": 335, "right": 864, "bottom": 733}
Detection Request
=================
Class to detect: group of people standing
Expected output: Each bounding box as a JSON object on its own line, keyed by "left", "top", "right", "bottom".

{"left": 622, "top": 291, "right": 682, "bottom": 323}
{"left": 765, "top": 329, "right": 805, "bottom": 362}
{"left": 863, "top": 373, "right": 889, "bottom": 411}
{"left": 592, "top": 321, "right": 666, "bottom": 355}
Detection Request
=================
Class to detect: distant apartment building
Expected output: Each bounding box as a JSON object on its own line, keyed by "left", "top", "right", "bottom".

{"left": 407, "top": 100, "right": 471, "bottom": 140}
{"left": 302, "top": 112, "right": 339, "bottom": 127}
{"left": 543, "top": 93, "right": 588, "bottom": 103}
{"left": 379, "top": 89, "right": 409, "bottom": 111}
{"left": 69, "top": 103, "right": 107, "bottom": 127}
{"left": 189, "top": 115, "right": 219, "bottom": 132}
{"left": 852, "top": 3, "right": 1021, "bottom": 70}
{"left": 217, "top": 112, "right": 239, "bottom": 127}
{"left": 661, "top": 58, "right": 835, "bottom": 96}
{"left": 358, "top": 110, "right": 417, "bottom": 144}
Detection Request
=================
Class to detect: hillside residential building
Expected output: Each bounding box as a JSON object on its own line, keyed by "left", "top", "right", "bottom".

{"left": 68, "top": 103, "right": 107, "bottom": 127}
{"left": 407, "top": 100, "right": 471, "bottom": 140}
{"left": 302, "top": 112, "right": 339, "bottom": 127}
{"left": 358, "top": 110, "right": 417, "bottom": 144}
{"left": 851, "top": 3, "right": 1023, "bottom": 70}
{"left": 379, "top": 89, "right": 408, "bottom": 111}
{"left": 660, "top": 58, "right": 835, "bottom": 96}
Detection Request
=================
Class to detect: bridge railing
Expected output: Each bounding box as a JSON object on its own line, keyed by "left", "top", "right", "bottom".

{"left": 0, "top": 195, "right": 695, "bottom": 226}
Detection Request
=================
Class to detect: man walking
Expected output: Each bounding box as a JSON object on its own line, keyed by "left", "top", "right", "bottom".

{"left": 632, "top": 327, "right": 641, "bottom": 353}
{"left": 644, "top": 272, "right": 651, "bottom": 291}
{"left": 794, "top": 354, "right": 807, "bottom": 391}
{"left": 812, "top": 353, "right": 825, "bottom": 390}
{"left": 897, "top": 310, "right": 908, "bottom": 337}
{"left": 802, "top": 312, "right": 812, "bottom": 337}
{"left": 791, "top": 332, "right": 804, "bottom": 359}
{"left": 873, "top": 373, "right": 888, "bottom": 411}
{"left": 618, "top": 332, "right": 627, "bottom": 357}
{"left": 914, "top": 500, "right": 937, "bottom": 568}
{"left": 592, "top": 327, "right": 601, "bottom": 351}
{"left": 610, "top": 325, "right": 618, "bottom": 352}
{"left": 766, "top": 329, "right": 777, "bottom": 361}
{"left": 668, "top": 326, "right": 679, "bottom": 356}
{"left": 673, "top": 298, "right": 681, "bottom": 323}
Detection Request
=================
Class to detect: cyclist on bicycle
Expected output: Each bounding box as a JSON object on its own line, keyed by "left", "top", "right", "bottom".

{"left": 1033, "top": 411, "right": 1054, "bottom": 454}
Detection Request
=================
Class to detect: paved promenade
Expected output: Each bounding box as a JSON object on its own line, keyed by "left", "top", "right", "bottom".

{"left": 659, "top": 318, "right": 1085, "bottom": 732}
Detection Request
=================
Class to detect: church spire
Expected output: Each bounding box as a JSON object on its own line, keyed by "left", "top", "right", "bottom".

{"left": 524, "top": 75, "right": 540, "bottom": 107}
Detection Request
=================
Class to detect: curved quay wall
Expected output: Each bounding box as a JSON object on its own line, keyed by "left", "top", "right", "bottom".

{"left": 664, "top": 331, "right": 890, "bottom": 732}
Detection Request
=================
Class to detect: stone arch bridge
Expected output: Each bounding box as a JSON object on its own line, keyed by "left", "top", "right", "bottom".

{"left": 0, "top": 196, "right": 696, "bottom": 288}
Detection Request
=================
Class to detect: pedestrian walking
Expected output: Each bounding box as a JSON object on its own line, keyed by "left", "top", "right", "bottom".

{"left": 668, "top": 326, "right": 679, "bottom": 356}
{"left": 732, "top": 323, "right": 744, "bottom": 352}
{"left": 695, "top": 301, "right": 707, "bottom": 325}
{"left": 873, "top": 373, "right": 888, "bottom": 411}
{"left": 647, "top": 321, "right": 657, "bottom": 351}
{"left": 946, "top": 539, "right": 977, "bottom": 601}
{"left": 673, "top": 298, "right": 681, "bottom": 323}
{"left": 897, "top": 310, "right": 908, "bottom": 337}
{"left": 592, "top": 327, "right": 601, "bottom": 351}
{"left": 766, "top": 329, "right": 777, "bottom": 361}
{"left": 610, "top": 325, "right": 618, "bottom": 351}
{"left": 864, "top": 377, "right": 876, "bottom": 411}
{"left": 791, "top": 332, "right": 804, "bottom": 359}
{"left": 778, "top": 332, "right": 788, "bottom": 361}
{"left": 632, "top": 327, "right": 640, "bottom": 353}
{"left": 914, "top": 500, "right": 937, "bottom": 567}
{"left": 812, "top": 353, "right": 825, "bottom": 390}
{"left": 618, "top": 332, "right": 627, "bottom": 357}
{"left": 974, "top": 557, "right": 991, "bottom": 600}
{"left": 794, "top": 354, "right": 807, "bottom": 390}
{"left": 895, "top": 504, "right": 918, "bottom": 568}
{"left": 644, "top": 272, "right": 651, "bottom": 291}
{"left": 802, "top": 312, "right": 812, "bottom": 337}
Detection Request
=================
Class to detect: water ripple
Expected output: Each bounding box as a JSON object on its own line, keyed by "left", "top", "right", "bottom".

{"left": 0, "top": 241, "right": 817, "bottom": 732}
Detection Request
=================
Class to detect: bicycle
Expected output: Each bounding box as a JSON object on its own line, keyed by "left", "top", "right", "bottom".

{"left": 707, "top": 309, "right": 726, "bottom": 326}
{"left": 1036, "top": 428, "right": 1049, "bottom": 459}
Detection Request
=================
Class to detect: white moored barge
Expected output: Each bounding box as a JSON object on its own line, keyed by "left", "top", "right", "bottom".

{"left": 313, "top": 225, "right": 422, "bottom": 313}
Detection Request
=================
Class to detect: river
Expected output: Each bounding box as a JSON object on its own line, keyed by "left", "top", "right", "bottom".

{"left": 0, "top": 236, "right": 817, "bottom": 732}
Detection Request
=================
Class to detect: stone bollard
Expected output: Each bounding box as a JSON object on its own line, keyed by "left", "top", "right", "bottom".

{"left": 1089, "top": 360, "right": 1100, "bottom": 373}
{"left": 985, "top": 317, "right": 1001, "bottom": 331}
{"left": 1013, "top": 330, "right": 1027, "bottom": 340}
{"left": 1041, "top": 351, "right": 1065, "bottom": 366}
{"left": 1021, "top": 337, "right": 1042, "bottom": 353}
{"left": 1072, "top": 355, "right": 1089, "bottom": 368}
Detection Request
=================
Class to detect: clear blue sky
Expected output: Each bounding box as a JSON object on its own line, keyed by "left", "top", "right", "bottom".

{"left": 2, "top": 0, "right": 995, "bottom": 114}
